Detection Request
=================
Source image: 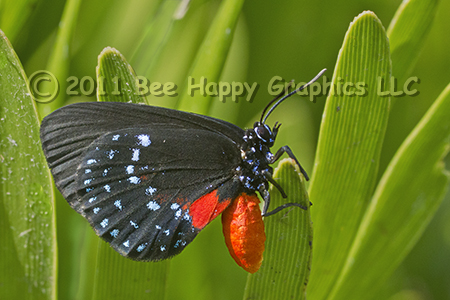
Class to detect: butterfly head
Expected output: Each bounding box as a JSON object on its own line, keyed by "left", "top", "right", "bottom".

{"left": 252, "top": 121, "right": 280, "bottom": 147}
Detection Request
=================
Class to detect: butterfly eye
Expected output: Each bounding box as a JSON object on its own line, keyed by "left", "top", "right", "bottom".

{"left": 254, "top": 122, "right": 273, "bottom": 144}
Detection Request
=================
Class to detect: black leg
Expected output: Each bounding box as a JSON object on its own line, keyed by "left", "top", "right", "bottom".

{"left": 262, "top": 170, "right": 287, "bottom": 198}
{"left": 263, "top": 202, "right": 308, "bottom": 217}
{"left": 261, "top": 146, "right": 310, "bottom": 216}
{"left": 270, "top": 146, "right": 309, "bottom": 181}
{"left": 259, "top": 178, "right": 308, "bottom": 217}
{"left": 259, "top": 186, "right": 271, "bottom": 216}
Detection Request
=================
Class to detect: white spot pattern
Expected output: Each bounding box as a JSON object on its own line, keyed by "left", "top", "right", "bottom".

{"left": 130, "top": 220, "right": 139, "bottom": 229}
{"left": 147, "top": 201, "right": 160, "bottom": 211}
{"left": 145, "top": 186, "right": 157, "bottom": 196}
{"left": 126, "top": 165, "right": 134, "bottom": 174}
{"left": 87, "top": 159, "right": 97, "bottom": 165}
{"left": 131, "top": 148, "right": 140, "bottom": 161}
{"left": 106, "top": 149, "right": 119, "bottom": 159}
{"left": 100, "top": 218, "right": 108, "bottom": 228}
{"left": 103, "top": 168, "right": 110, "bottom": 176}
{"left": 137, "top": 243, "right": 147, "bottom": 252}
{"left": 183, "top": 211, "right": 191, "bottom": 221}
{"left": 136, "top": 134, "right": 151, "bottom": 147}
{"left": 110, "top": 229, "right": 119, "bottom": 238}
{"left": 114, "top": 200, "right": 122, "bottom": 211}
{"left": 128, "top": 176, "right": 141, "bottom": 184}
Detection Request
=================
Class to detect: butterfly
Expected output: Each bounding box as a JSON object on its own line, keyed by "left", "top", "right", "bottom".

{"left": 40, "top": 69, "right": 325, "bottom": 273}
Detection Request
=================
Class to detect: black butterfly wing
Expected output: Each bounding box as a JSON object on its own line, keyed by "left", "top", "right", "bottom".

{"left": 40, "top": 102, "right": 243, "bottom": 206}
{"left": 40, "top": 102, "right": 245, "bottom": 260}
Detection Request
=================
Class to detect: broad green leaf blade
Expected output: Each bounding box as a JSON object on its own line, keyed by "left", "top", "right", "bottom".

{"left": 97, "top": 47, "right": 148, "bottom": 104}
{"left": 208, "top": 18, "right": 249, "bottom": 124}
{"left": 92, "top": 242, "right": 168, "bottom": 299}
{"left": 72, "top": 223, "right": 99, "bottom": 300}
{"left": 329, "top": 83, "right": 450, "bottom": 300}
{"left": 0, "top": 0, "right": 37, "bottom": 43}
{"left": 176, "top": 0, "right": 245, "bottom": 114}
{"left": 130, "top": 0, "right": 179, "bottom": 77}
{"left": 244, "top": 158, "right": 312, "bottom": 300}
{"left": 0, "top": 30, "right": 56, "bottom": 300}
{"left": 43, "top": 2, "right": 92, "bottom": 298}
{"left": 87, "top": 46, "right": 169, "bottom": 300}
{"left": 387, "top": 0, "right": 439, "bottom": 84}
{"left": 54, "top": 196, "right": 92, "bottom": 300}
{"left": 37, "top": 0, "right": 82, "bottom": 118}
{"left": 131, "top": 1, "right": 249, "bottom": 122}
{"left": 307, "top": 11, "right": 391, "bottom": 300}
{"left": 132, "top": 1, "right": 219, "bottom": 110}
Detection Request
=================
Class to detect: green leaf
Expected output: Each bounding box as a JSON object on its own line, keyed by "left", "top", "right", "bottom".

{"left": 208, "top": 18, "right": 248, "bottom": 124}
{"left": 176, "top": 0, "right": 245, "bottom": 114}
{"left": 0, "top": 0, "right": 38, "bottom": 43}
{"left": 328, "top": 82, "right": 450, "bottom": 300}
{"left": 307, "top": 11, "right": 391, "bottom": 300}
{"left": 92, "top": 243, "right": 169, "bottom": 300}
{"left": 131, "top": 1, "right": 219, "bottom": 110}
{"left": 85, "top": 47, "right": 169, "bottom": 300}
{"left": 129, "top": 0, "right": 179, "bottom": 77}
{"left": 54, "top": 196, "right": 92, "bottom": 300}
{"left": 44, "top": 2, "right": 93, "bottom": 298}
{"left": 37, "top": 0, "right": 82, "bottom": 118}
{"left": 244, "top": 158, "right": 312, "bottom": 300}
{"left": 387, "top": 0, "right": 439, "bottom": 84}
{"left": 97, "top": 47, "right": 148, "bottom": 104}
{"left": 0, "top": 30, "right": 56, "bottom": 300}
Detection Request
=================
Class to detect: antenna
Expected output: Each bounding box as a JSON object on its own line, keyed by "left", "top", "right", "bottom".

{"left": 260, "top": 68, "right": 327, "bottom": 124}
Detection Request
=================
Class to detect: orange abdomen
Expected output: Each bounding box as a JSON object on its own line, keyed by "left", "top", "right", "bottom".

{"left": 221, "top": 193, "right": 266, "bottom": 273}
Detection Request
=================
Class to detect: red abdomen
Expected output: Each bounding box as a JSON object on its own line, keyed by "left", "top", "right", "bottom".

{"left": 221, "top": 193, "right": 266, "bottom": 273}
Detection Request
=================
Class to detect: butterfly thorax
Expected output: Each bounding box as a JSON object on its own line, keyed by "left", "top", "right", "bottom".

{"left": 235, "top": 125, "right": 275, "bottom": 193}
